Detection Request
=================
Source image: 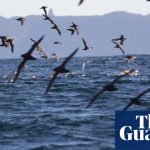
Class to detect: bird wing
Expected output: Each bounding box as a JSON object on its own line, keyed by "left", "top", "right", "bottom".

{"left": 82, "top": 38, "right": 87, "bottom": 47}
{"left": 56, "top": 27, "right": 61, "bottom": 35}
{"left": 45, "top": 71, "right": 59, "bottom": 94}
{"left": 86, "top": 89, "right": 105, "bottom": 108}
{"left": 43, "top": 8, "right": 47, "bottom": 16}
{"left": 78, "top": 0, "right": 84, "bottom": 6}
{"left": 123, "top": 101, "right": 134, "bottom": 111}
{"left": 67, "top": 29, "right": 74, "bottom": 35}
{"left": 13, "top": 59, "right": 26, "bottom": 82}
{"left": 118, "top": 45, "right": 125, "bottom": 54}
{"left": 28, "top": 36, "right": 44, "bottom": 55}
{"left": 61, "top": 48, "right": 79, "bottom": 67}
{"left": 136, "top": 88, "right": 150, "bottom": 99}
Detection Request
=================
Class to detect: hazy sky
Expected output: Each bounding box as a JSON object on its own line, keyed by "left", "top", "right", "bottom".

{"left": 0, "top": 0, "right": 150, "bottom": 18}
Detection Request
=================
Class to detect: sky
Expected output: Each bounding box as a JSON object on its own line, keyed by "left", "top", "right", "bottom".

{"left": 0, "top": 0, "right": 150, "bottom": 18}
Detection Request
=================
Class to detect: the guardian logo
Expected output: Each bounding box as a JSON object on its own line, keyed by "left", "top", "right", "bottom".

{"left": 115, "top": 111, "right": 150, "bottom": 150}
{"left": 120, "top": 114, "right": 150, "bottom": 141}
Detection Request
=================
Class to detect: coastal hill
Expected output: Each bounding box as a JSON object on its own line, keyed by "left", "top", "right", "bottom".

{"left": 0, "top": 10, "right": 150, "bottom": 58}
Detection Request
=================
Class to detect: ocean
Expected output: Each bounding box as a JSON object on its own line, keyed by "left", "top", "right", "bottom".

{"left": 0, "top": 55, "right": 149, "bottom": 150}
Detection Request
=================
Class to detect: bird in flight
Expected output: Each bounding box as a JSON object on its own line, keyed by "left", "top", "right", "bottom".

{"left": 86, "top": 72, "right": 132, "bottom": 108}
{"left": 112, "top": 34, "right": 126, "bottom": 46}
{"left": 82, "top": 38, "right": 93, "bottom": 50}
{"left": 53, "top": 41, "right": 62, "bottom": 44}
{"left": 6, "top": 38, "right": 15, "bottom": 53}
{"left": 40, "top": 6, "right": 48, "bottom": 16}
{"left": 12, "top": 36, "right": 44, "bottom": 82}
{"left": 112, "top": 39, "right": 125, "bottom": 54}
{"left": 30, "top": 38, "right": 48, "bottom": 59}
{"left": 67, "top": 22, "right": 79, "bottom": 35}
{"left": 51, "top": 23, "right": 61, "bottom": 35}
{"left": 45, "top": 48, "right": 79, "bottom": 94}
{"left": 16, "top": 17, "right": 26, "bottom": 26}
{"left": 42, "top": 14, "right": 54, "bottom": 24}
{"left": 78, "top": 0, "right": 85, "bottom": 6}
{"left": 51, "top": 53, "right": 61, "bottom": 63}
{"left": 123, "top": 88, "right": 150, "bottom": 111}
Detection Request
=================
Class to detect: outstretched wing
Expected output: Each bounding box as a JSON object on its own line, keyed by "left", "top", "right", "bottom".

{"left": 13, "top": 59, "right": 26, "bottom": 82}
{"left": 86, "top": 89, "right": 105, "bottom": 108}
{"left": 61, "top": 48, "right": 79, "bottom": 67}
{"left": 45, "top": 72, "right": 59, "bottom": 94}
{"left": 78, "top": 0, "right": 84, "bottom": 6}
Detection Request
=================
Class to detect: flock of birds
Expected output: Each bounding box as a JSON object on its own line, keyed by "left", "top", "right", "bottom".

{"left": 0, "top": 1, "right": 150, "bottom": 113}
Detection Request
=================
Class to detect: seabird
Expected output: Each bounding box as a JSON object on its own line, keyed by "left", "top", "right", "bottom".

{"left": 82, "top": 38, "right": 93, "bottom": 51}
{"left": 12, "top": 36, "right": 44, "bottom": 82}
{"left": 51, "top": 23, "right": 61, "bottom": 35}
{"left": 82, "top": 60, "right": 91, "bottom": 70}
{"left": 40, "top": 6, "right": 47, "bottom": 16}
{"left": 112, "top": 34, "right": 126, "bottom": 45}
{"left": 126, "top": 55, "right": 136, "bottom": 62}
{"left": 123, "top": 88, "right": 150, "bottom": 111}
{"left": 78, "top": 0, "right": 85, "bottom": 6}
{"left": 42, "top": 14, "right": 54, "bottom": 24}
{"left": 0, "top": 36, "right": 8, "bottom": 47}
{"left": 67, "top": 22, "right": 79, "bottom": 35}
{"left": 45, "top": 48, "right": 79, "bottom": 94}
{"left": 53, "top": 41, "right": 62, "bottom": 44}
{"left": 30, "top": 38, "right": 48, "bottom": 59}
{"left": 6, "top": 38, "right": 15, "bottom": 53}
{"left": 51, "top": 53, "right": 61, "bottom": 63}
{"left": 16, "top": 17, "right": 25, "bottom": 26}
{"left": 112, "top": 39, "right": 125, "bottom": 54}
{"left": 86, "top": 72, "right": 132, "bottom": 108}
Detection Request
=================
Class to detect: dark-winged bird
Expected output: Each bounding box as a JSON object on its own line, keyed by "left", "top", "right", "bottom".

{"left": 40, "top": 6, "right": 47, "bottom": 16}
{"left": 6, "top": 38, "right": 15, "bottom": 53}
{"left": 42, "top": 14, "right": 54, "bottom": 24}
{"left": 45, "top": 48, "right": 79, "bottom": 94}
{"left": 53, "top": 41, "right": 62, "bottom": 44}
{"left": 112, "top": 34, "right": 126, "bottom": 45}
{"left": 16, "top": 17, "right": 25, "bottom": 26}
{"left": 0, "top": 36, "right": 9, "bottom": 47}
{"left": 67, "top": 22, "right": 79, "bottom": 35}
{"left": 78, "top": 0, "right": 85, "bottom": 6}
{"left": 30, "top": 38, "right": 48, "bottom": 59}
{"left": 82, "top": 38, "right": 93, "bottom": 50}
{"left": 51, "top": 23, "right": 61, "bottom": 35}
{"left": 86, "top": 73, "right": 131, "bottom": 108}
{"left": 112, "top": 39, "right": 125, "bottom": 54}
{"left": 12, "top": 36, "right": 44, "bottom": 82}
{"left": 123, "top": 88, "right": 150, "bottom": 111}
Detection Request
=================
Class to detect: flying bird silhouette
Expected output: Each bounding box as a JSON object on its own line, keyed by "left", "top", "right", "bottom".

{"left": 16, "top": 17, "right": 25, "bottom": 26}
{"left": 112, "top": 40, "right": 125, "bottom": 54}
{"left": 51, "top": 23, "right": 61, "bottom": 35}
{"left": 112, "top": 34, "right": 126, "bottom": 45}
{"left": 0, "top": 36, "right": 9, "bottom": 47}
{"left": 12, "top": 36, "right": 44, "bottom": 82}
{"left": 82, "top": 38, "right": 93, "bottom": 50}
{"left": 86, "top": 72, "right": 132, "bottom": 108}
{"left": 40, "top": 6, "right": 48, "bottom": 16}
{"left": 6, "top": 38, "right": 15, "bottom": 53}
{"left": 51, "top": 53, "right": 61, "bottom": 63}
{"left": 30, "top": 38, "right": 48, "bottom": 59}
{"left": 123, "top": 88, "right": 150, "bottom": 111}
{"left": 67, "top": 22, "right": 79, "bottom": 35}
{"left": 53, "top": 41, "right": 62, "bottom": 44}
{"left": 78, "top": 0, "right": 85, "bottom": 6}
{"left": 45, "top": 48, "right": 79, "bottom": 94}
{"left": 42, "top": 14, "right": 54, "bottom": 24}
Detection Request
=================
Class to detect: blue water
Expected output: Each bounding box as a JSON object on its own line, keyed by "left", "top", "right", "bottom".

{"left": 0, "top": 55, "right": 149, "bottom": 150}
